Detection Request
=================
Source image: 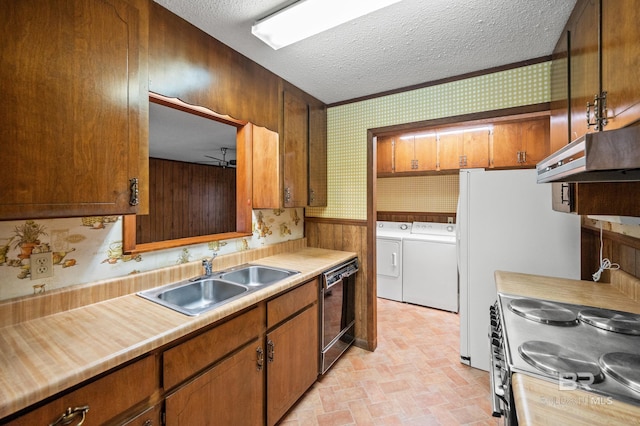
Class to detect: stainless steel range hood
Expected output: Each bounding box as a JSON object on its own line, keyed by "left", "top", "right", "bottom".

{"left": 537, "top": 125, "right": 640, "bottom": 183}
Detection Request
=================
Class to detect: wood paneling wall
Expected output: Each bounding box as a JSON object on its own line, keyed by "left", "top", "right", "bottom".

{"left": 149, "top": 2, "right": 282, "bottom": 131}
{"left": 304, "top": 218, "right": 373, "bottom": 350}
{"left": 581, "top": 224, "right": 640, "bottom": 281}
{"left": 377, "top": 211, "right": 456, "bottom": 223}
{"left": 136, "top": 158, "right": 236, "bottom": 244}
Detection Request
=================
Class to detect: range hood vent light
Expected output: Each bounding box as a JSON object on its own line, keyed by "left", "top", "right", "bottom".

{"left": 537, "top": 125, "right": 640, "bottom": 183}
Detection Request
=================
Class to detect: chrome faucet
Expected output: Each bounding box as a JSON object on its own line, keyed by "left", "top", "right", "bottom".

{"left": 202, "top": 253, "right": 217, "bottom": 276}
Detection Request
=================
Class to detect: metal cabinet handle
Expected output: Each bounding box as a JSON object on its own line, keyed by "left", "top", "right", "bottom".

{"left": 257, "top": 346, "right": 264, "bottom": 371}
{"left": 284, "top": 187, "right": 291, "bottom": 204}
{"left": 50, "top": 406, "right": 90, "bottom": 426}
{"left": 560, "top": 183, "right": 570, "bottom": 205}
{"left": 391, "top": 252, "right": 397, "bottom": 267}
{"left": 267, "top": 339, "right": 275, "bottom": 363}
{"left": 129, "top": 177, "right": 139, "bottom": 206}
{"left": 309, "top": 188, "right": 315, "bottom": 203}
{"left": 521, "top": 151, "right": 526, "bottom": 163}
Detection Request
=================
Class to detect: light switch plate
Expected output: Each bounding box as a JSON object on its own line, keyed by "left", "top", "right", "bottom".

{"left": 31, "top": 252, "right": 53, "bottom": 280}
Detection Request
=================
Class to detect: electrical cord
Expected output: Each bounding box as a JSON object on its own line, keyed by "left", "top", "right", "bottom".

{"left": 592, "top": 221, "right": 619, "bottom": 282}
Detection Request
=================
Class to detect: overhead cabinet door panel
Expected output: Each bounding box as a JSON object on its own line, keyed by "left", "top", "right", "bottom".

{"left": 0, "top": 0, "right": 142, "bottom": 219}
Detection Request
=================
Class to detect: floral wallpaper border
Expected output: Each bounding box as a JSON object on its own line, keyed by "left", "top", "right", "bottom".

{"left": 0, "top": 209, "right": 303, "bottom": 301}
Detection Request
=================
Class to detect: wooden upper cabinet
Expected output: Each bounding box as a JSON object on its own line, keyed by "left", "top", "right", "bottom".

{"left": 569, "top": 0, "right": 600, "bottom": 141}
{"left": 437, "top": 132, "right": 462, "bottom": 171}
{"left": 308, "top": 103, "right": 327, "bottom": 206}
{"left": 394, "top": 137, "right": 415, "bottom": 172}
{"left": 437, "top": 127, "right": 489, "bottom": 170}
{"left": 395, "top": 134, "right": 437, "bottom": 172}
{"left": 550, "top": 29, "right": 571, "bottom": 152}
{"left": 551, "top": 0, "right": 640, "bottom": 145}
{"left": 0, "top": 0, "right": 145, "bottom": 220}
{"left": 462, "top": 128, "right": 490, "bottom": 168}
{"left": 283, "top": 90, "right": 309, "bottom": 208}
{"left": 252, "top": 125, "right": 282, "bottom": 209}
{"left": 601, "top": 0, "right": 640, "bottom": 130}
{"left": 414, "top": 134, "right": 438, "bottom": 171}
{"left": 492, "top": 117, "right": 550, "bottom": 168}
{"left": 377, "top": 136, "right": 395, "bottom": 175}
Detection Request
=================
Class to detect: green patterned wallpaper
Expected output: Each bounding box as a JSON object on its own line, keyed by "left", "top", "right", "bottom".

{"left": 306, "top": 62, "right": 551, "bottom": 220}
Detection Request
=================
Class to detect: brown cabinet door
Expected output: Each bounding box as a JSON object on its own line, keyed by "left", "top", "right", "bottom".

{"left": 520, "top": 117, "right": 550, "bottom": 165}
{"left": 376, "top": 136, "right": 395, "bottom": 174}
{"left": 551, "top": 182, "right": 575, "bottom": 213}
{"left": 601, "top": 0, "right": 640, "bottom": 130}
{"left": 463, "top": 128, "right": 490, "bottom": 168}
{"left": 165, "top": 343, "right": 264, "bottom": 426}
{"left": 308, "top": 104, "right": 327, "bottom": 206}
{"left": 414, "top": 133, "right": 438, "bottom": 171}
{"left": 569, "top": 0, "right": 600, "bottom": 141}
{"left": 491, "top": 122, "right": 522, "bottom": 168}
{"left": 394, "top": 137, "right": 416, "bottom": 172}
{"left": 252, "top": 125, "right": 282, "bottom": 208}
{"left": 437, "top": 133, "right": 462, "bottom": 170}
{"left": 0, "top": 0, "right": 143, "bottom": 220}
{"left": 283, "top": 91, "right": 309, "bottom": 208}
{"left": 266, "top": 305, "right": 319, "bottom": 426}
{"left": 550, "top": 30, "right": 571, "bottom": 152}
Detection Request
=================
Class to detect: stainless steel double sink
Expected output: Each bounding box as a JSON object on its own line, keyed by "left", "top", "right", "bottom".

{"left": 138, "top": 264, "right": 300, "bottom": 316}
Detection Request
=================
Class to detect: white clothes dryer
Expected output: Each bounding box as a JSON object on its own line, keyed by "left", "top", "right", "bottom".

{"left": 402, "top": 222, "right": 458, "bottom": 312}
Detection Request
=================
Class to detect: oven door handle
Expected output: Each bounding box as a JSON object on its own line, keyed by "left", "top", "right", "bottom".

{"left": 325, "top": 276, "right": 343, "bottom": 290}
{"left": 488, "top": 328, "right": 505, "bottom": 418}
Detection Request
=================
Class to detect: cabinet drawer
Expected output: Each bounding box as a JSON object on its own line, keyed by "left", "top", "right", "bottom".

{"left": 163, "top": 306, "right": 264, "bottom": 390}
{"left": 10, "top": 355, "right": 158, "bottom": 426}
{"left": 267, "top": 278, "right": 318, "bottom": 329}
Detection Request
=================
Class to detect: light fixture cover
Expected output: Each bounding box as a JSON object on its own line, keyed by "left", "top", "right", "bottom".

{"left": 252, "top": 0, "right": 402, "bottom": 50}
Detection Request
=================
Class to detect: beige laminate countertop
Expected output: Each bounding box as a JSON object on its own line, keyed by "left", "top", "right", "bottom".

{"left": 495, "top": 271, "right": 640, "bottom": 425}
{"left": 0, "top": 247, "right": 356, "bottom": 420}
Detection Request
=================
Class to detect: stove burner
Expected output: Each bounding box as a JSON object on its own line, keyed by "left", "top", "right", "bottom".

{"left": 578, "top": 309, "right": 640, "bottom": 335}
{"left": 599, "top": 353, "right": 640, "bottom": 393}
{"left": 518, "top": 341, "right": 604, "bottom": 383}
{"left": 509, "top": 298, "right": 578, "bottom": 326}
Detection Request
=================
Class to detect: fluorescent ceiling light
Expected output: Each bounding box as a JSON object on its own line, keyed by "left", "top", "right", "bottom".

{"left": 252, "top": 0, "right": 402, "bottom": 50}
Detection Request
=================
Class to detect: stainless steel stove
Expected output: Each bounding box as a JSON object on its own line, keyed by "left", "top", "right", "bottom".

{"left": 489, "top": 293, "right": 640, "bottom": 424}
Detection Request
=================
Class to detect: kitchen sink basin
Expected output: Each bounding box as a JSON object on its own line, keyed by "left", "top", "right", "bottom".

{"left": 138, "top": 264, "right": 299, "bottom": 316}
{"left": 138, "top": 279, "right": 248, "bottom": 316}
{"left": 219, "top": 265, "right": 299, "bottom": 287}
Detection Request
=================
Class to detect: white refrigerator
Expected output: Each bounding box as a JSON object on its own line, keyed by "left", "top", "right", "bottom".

{"left": 457, "top": 168, "right": 580, "bottom": 371}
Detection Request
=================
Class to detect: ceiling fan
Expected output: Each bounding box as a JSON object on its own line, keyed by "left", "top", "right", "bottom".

{"left": 203, "top": 147, "right": 237, "bottom": 168}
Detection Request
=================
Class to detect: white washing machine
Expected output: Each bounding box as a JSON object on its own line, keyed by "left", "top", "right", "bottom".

{"left": 376, "top": 221, "right": 411, "bottom": 301}
{"left": 402, "top": 222, "right": 458, "bottom": 312}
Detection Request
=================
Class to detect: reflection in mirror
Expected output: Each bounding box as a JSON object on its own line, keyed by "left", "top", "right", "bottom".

{"left": 136, "top": 99, "right": 239, "bottom": 244}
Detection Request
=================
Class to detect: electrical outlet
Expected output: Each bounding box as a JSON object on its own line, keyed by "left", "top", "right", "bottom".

{"left": 30, "top": 252, "right": 53, "bottom": 280}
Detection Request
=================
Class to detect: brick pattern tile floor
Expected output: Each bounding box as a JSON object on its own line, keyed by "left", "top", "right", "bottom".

{"left": 281, "top": 298, "right": 500, "bottom": 425}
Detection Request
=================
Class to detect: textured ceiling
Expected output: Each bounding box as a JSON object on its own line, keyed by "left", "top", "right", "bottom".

{"left": 152, "top": 0, "right": 576, "bottom": 104}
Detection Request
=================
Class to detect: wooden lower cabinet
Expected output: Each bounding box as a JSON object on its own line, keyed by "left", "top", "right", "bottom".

{"left": 164, "top": 279, "right": 320, "bottom": 426}
{"left": 6, "top": 280, "right": 321, "bottom": 426}
{"left": 165, "top": 343, "right": 264, "bottom": 425}
{"left": 120, "top": 403, "right": 162, "bottom": 426}
{"left": 266, "top": 305, "right": 319, "bottom": 426}
{"left": 9, "top": 355, "right": 159, "bottom": 425}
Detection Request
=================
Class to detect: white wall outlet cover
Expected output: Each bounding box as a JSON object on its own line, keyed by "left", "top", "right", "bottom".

{"left": 30, "top": 252, "right": 53, "bottom": 280}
